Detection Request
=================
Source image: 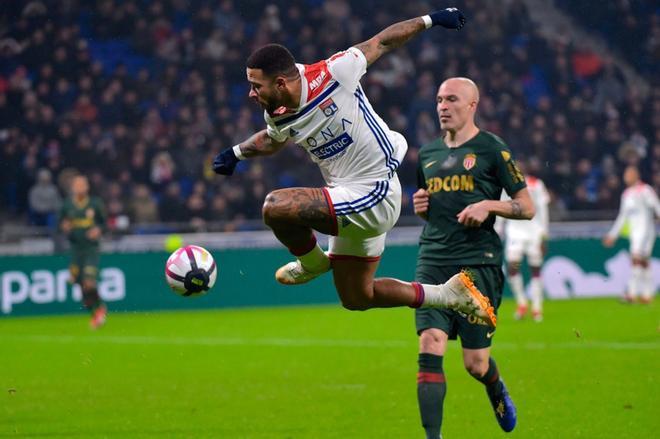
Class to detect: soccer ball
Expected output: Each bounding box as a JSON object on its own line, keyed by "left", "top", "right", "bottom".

{"left": 165, "top": 245, "right": 217, "bottom": 296}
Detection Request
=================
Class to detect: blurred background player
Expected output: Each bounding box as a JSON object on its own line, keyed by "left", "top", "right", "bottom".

{"left": 603, "top": 166, "right": 660, "bottom": 304}
{"left": 496, "top": 161, "right": 550, "bottom": 321}
{"left": 212, "top": 9, "right": 496, "bottom": 324}
{"left": 59, "top": 175, "right": 108, "bottom": 328}
{"left": 412, "top": 77, "right": 535, "bottom": 437}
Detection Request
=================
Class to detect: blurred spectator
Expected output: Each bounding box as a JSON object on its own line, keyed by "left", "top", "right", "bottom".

{"left": 150, "top": 151, "right": 176, "bottom": 190}
{"left": 129, "top": 183, "right": 160, "bottom": 224}
{"left": 159, "top": 182, "right": 187, "bottom": 223}
{"left": 28, "top": 168, "right": 61, "bottom": 227}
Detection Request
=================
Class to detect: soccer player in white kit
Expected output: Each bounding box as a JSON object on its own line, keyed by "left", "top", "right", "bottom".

{"left": 496, "top": 169, "right": 550, "bottom": 321}
{"left": 212, "top": 8, "right": 497, "bottom": 326}
{"left": 603, "top": 166, "right": 660, "bottom": 303}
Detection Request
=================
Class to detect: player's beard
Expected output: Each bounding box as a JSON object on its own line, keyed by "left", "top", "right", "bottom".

{"left": 262, "top": 89, "right": 286, "bottom": 114}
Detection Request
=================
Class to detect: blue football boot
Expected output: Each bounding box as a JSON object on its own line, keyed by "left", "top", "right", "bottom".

{"left": 487, "top": 379, "right": 517, "bottom": 432}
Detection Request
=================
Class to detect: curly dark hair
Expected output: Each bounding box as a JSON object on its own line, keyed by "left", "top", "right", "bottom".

{"left": 246, "top": 44, "right": 298, "bottom": 78}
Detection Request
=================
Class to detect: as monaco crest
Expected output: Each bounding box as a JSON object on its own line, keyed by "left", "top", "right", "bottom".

{"left": 463, "top": 153, "right": 477, "bottom": 170}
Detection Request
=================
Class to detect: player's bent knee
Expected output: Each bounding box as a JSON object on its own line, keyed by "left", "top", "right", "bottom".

{"left": 464, "top": 358, "right": 489, "bottom": 377}
{"left": 262, "top": 191, "right": 287, "bottom": 226}
{"left": 419, "top": 329, "right": 446, "bottom": 354}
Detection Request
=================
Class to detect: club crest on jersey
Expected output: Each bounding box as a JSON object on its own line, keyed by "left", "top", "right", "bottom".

{"left": 463, "top": 153, "right": 477, "bottom": 170}
{"left": 319, "top": 98, "right": 338, "bottom": 117}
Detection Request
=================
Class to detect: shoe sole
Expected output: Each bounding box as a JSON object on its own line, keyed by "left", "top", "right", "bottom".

{"left": 459, "top": 272, "right": 497, "bottom": 328}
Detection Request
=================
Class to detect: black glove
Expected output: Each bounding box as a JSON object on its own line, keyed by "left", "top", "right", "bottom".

{"left": 213, "top": 147, "right": 240, "bottom": 176}
{"left": 429, "top": 8, "right": 466, "bottom": 30}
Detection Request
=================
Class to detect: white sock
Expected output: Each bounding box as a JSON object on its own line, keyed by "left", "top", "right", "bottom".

{"left": 509, "top": 273, "right": 527, "bottom": 307}
{"left": 628, "top": 265, "right": 643, "bottom": 298}
{"left": 640, "top": 266, "right": 655, "bottom": 300}
{"left": 420, "top": 283, "right": 451, "bottom": 307}
{"left": 530, "top": 275, "right": 543, "bottom": 313}
{"left": 419, "top": 274, "right": 479, "bottom": 308}
{"left": 298, "top": 243, "right": 328, "bottom": 272}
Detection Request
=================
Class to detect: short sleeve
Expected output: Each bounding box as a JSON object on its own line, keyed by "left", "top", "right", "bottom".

{"left": 265, "top": 115, "right": 288, "bottom": 143}
{"left": 494, "top": 147, "right": 527, "bottom": 196}
{"left": 326, "top": 47, "right": 367, "bottom": 91}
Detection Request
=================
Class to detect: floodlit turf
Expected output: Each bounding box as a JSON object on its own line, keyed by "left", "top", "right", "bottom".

{"left": 1, "top": 299, "right": 658, "bottom": 438}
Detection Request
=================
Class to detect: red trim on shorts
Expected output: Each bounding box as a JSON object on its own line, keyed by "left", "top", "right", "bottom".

{"left": 417, "top": 372, "right": 446, "bottom": 384}
{"left": 289, "top": 234, "right": 317, "bottom": 257}
{"left": 328, "top": 254, "right": 381, "bottom": 262}
{"left": 410, "top": 282, "right": 425, "bottom": 308}
{"left": 321, "top": 187, "right": 338, "bottom": 236}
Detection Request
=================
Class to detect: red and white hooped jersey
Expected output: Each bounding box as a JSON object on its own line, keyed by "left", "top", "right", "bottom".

{"left": 264, "top": 47, "right": 407, "bottom": 186}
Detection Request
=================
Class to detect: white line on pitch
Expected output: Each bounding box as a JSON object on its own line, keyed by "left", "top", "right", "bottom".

{"left": 2, "top": 334, "right": 659, "bottom": 351}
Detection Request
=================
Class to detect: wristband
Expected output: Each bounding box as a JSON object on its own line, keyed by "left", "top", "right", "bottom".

{"left": 422, "top": 15, "right": 433, "bottom": 29}
{"left": 232, "top": 144, "right": 245, "bottom": 160}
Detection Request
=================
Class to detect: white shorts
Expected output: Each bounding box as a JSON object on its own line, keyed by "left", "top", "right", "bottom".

{"left": 322, "top": 175, "right": 401, "bottom": 260}
{"left": 630, "top": 230, "right": 655, "bottom": 258}
{"left": 505, "top": 234, "right": 544, "bottom": 267}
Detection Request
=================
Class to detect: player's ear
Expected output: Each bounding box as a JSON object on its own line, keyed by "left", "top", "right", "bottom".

{"left": 275, "top": 76, "right": 287, "bottom": 90}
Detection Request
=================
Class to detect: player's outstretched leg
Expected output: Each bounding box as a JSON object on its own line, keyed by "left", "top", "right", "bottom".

{"left": 344, "top": 269, "right": 497, "bottom": 326}
{"left": 466, "top": 355, "right": 517, "bottom": 432}
{"left": 262, "top": 188, "right": 334, "bottom": 285}
{"left": 418, "top": 272, "right": 497, "bottom": 327}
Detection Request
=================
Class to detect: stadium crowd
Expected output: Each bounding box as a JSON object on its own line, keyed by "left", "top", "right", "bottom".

{"left": 0, "top": 0, "right": 658, "bottom": 233}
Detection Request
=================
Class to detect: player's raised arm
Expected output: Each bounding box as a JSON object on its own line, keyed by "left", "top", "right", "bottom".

{"left": 212, "top": 130, "right": 288, "bottom": 176}
{"left": 353, "top": 8, "right": 466, "bottom": 66}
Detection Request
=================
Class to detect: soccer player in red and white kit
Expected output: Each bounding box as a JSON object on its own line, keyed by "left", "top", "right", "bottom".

{"left": 603, "top": 166, "right": 660, "bottom": 303}
{"left": 496, "top": 164, "right": 551, "bottom": 321}
{"left": 212, "top": 8, "right": 496, "bottom": 325}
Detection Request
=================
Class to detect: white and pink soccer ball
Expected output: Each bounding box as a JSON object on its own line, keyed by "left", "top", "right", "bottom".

{"left": 165, "top": 245, "right": 217, "bottom": 296}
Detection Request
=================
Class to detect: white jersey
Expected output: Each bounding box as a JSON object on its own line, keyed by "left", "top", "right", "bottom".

{"left": 499, "top": 176, "right": 550, "bottom": 239}
{"left": 607, "top": 182, "right": 660, "bottom": 242}
{"left": 264, "top": 47, "right": 407, "bottom": 187}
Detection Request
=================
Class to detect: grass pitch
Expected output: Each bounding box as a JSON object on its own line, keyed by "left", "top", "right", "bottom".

{"left": 1, "top": 299, "right": 658, "bottom": 438}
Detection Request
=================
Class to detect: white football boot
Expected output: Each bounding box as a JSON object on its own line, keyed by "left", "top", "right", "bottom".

{"left": 275, "top": 258, "right": 331, "bottom": 285}
{"left": 442, "top": 272, "right": 497, "bottom": 327}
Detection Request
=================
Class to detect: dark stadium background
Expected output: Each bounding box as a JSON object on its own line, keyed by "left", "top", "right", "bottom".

{"left": 1, "top": 0, "right": 657, "bottom": 238}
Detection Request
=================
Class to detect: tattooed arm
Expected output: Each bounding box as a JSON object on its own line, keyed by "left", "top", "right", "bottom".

{"left": 353, "top": 9, "right": 465, "bottom": 66}
{"left": 237, "top": 129, "right": 287, "bottom": 158}
{"left": 457, "top": 188, "right": 535, "bottom": 227}
{"left": 213, "top": 130, "right": 287, "bottom": 176}
{"left": 353, "top": 18, "right": 427, "bottom": 66}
